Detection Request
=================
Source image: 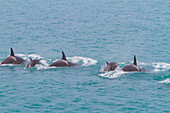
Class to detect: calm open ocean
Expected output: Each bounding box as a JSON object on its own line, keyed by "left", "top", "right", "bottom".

{"left": 0, "top": 0, "right": 169, "bottom": 112}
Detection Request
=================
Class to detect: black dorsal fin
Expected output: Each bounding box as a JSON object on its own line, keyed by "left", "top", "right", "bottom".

{"left": 106, "top": 62, "right": 109, "bottom": 65}
{"left": 10, "top": 48, "right": 14, "bottom": 56}
{"left": 133, "top": 55, "right": 137, "bottom": 66}
{"left": 30, "top": 58, "right": 33, "bottom": 61}
{"left": 61, "top": 51, "right": 67, "bottom": 60}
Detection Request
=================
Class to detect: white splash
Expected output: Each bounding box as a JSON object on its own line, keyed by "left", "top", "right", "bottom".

{"left": 36, "top": 60, "right": 51, "bottom": 70}
{"left": 36, "top": 65, "right": 51, "bottom": 70}
{"left": 67, "top": 56, "right": 97, "bottom": 67}
{"left": 151, "top": 62, "right": 170, "bottom": 72}
{"left": 99, "top": 67, "right": 126, "bottom": 78}
{"left": 158, "top": 78, "right": 170, "bottom": 84}
{"left": 133, "top": 62, "right": 170, "bottom": 72}
{"left": 40, "top": 60, "right": 49, "bottom": 66}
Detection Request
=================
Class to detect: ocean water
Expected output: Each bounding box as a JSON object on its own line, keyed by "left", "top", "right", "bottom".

{"left": 0, "top": 0, "right": 169, "bottom": 112}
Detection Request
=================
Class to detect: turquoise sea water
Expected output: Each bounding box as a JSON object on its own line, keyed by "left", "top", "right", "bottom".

{"left": 0, "top": 0, "right": 170, "bottom": 112}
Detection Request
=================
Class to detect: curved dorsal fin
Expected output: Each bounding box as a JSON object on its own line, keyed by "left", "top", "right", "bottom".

{"left": 61, "top": 51, "right": 67, "bottom": 60}
{"left": 10, "top": 48, "right": 14, "bottom": 56}
{"left": 133, "top": 55, "right": 137, "bottom": 66}
{"left": 106, "top": 62, "right": 109, "bottom": 65}
{"left": 30, "top": 58, "right": 33, "bottom": 61}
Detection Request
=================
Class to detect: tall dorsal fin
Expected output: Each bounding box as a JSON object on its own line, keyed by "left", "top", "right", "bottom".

{"left": 106, "top": 62, "right": 109, "bottom": 65}
{"left": 133, "top": 55, "right": 137, "bottom": 66}
{"left": 30, "top": 58, "right": 33, "bottom": 61}
{"left": 10, "top": 48, "right": 14, "bottom": 56}
{"left": 61, "top": 51, "right": 67, "bottom": 60}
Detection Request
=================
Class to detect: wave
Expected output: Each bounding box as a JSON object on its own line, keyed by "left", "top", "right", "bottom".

{"left": 36, "top": 56, "right": 97, "bottom": 70}
{"left": 122, "top": 61, "right": 170, "bottom": 72}
{"left": 158, "top": 78, "right": 170, "bottom": 84}
{"left": 99, "top": 67, "right": 126, "bottom": 78}
{"left": 35, "top": 60, "right": 53, "bottom": 70}
{"left": 1, "top": 54, "right": 169, "bottom": 73}
{"left": 151, "top": 62, "right": 170, "bottom": 72}
{"left": 98, "top": 62, "right": 170, "bottom": 79}
{"left": 0, "top": 54, "right": 97, "bottom": 70}
{"left": 67, "top": 56, "right": 97, "bottom": 67}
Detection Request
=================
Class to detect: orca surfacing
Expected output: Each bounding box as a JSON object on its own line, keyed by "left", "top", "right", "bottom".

{"left": 0, "top": 48, "right": 25, "bottom": 65}
{"left": 122, "top": 55, "right": 142, "bottom": 72}
{"left": 50, "top": 51, "right": 77, "bottom": 67}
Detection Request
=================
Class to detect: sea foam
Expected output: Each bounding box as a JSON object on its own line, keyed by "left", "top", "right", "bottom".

{"left": 158, "top": 78, "right": 170, "bottom": 84}
{"left": 99, "top": 66, "right": 126, "bottom": 78}
{"left": 67, "top": 56, "right": 97, "bottom": 67}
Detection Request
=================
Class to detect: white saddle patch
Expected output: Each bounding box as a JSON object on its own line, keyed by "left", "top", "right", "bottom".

{"left": 10, "top": 56, "right": 17, "bottom": 61}
{"left": 60, "top": 60, "right": 69, "bottom": 65}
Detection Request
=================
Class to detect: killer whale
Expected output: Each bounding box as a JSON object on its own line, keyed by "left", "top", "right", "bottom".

{"left": 0, "top": 48, "right": 25, "bottom": 65}
{"left": 122, "top": 55, "right": 142, "bottom": 72}
{"left": 103, "top": 62, "right": 117, "bottom": 72}
{"left": 25, "top": 58, "right": 40, "bottom": 68}
{"left": 49, "top": 51, "right": 77, "bottom": 67}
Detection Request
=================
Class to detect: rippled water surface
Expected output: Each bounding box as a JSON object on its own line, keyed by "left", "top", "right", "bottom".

{"left": 0, "top": 0, "right": 170, "bottom": 112}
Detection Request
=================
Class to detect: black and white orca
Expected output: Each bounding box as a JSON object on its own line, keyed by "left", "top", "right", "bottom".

{"left": 122, "top": 55, "right": 142, "bottom": 72}
{"left": 0, "top": 48, "right": 25, "bottom": 65}
{"left": 50, "top": 51, "right": 77, "bottom": 67}
{"left": 25, "top": 58, "right": 40, "bottom": 68}
{"left": 103, "top": 62, "right": 117, "bottom": 72}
